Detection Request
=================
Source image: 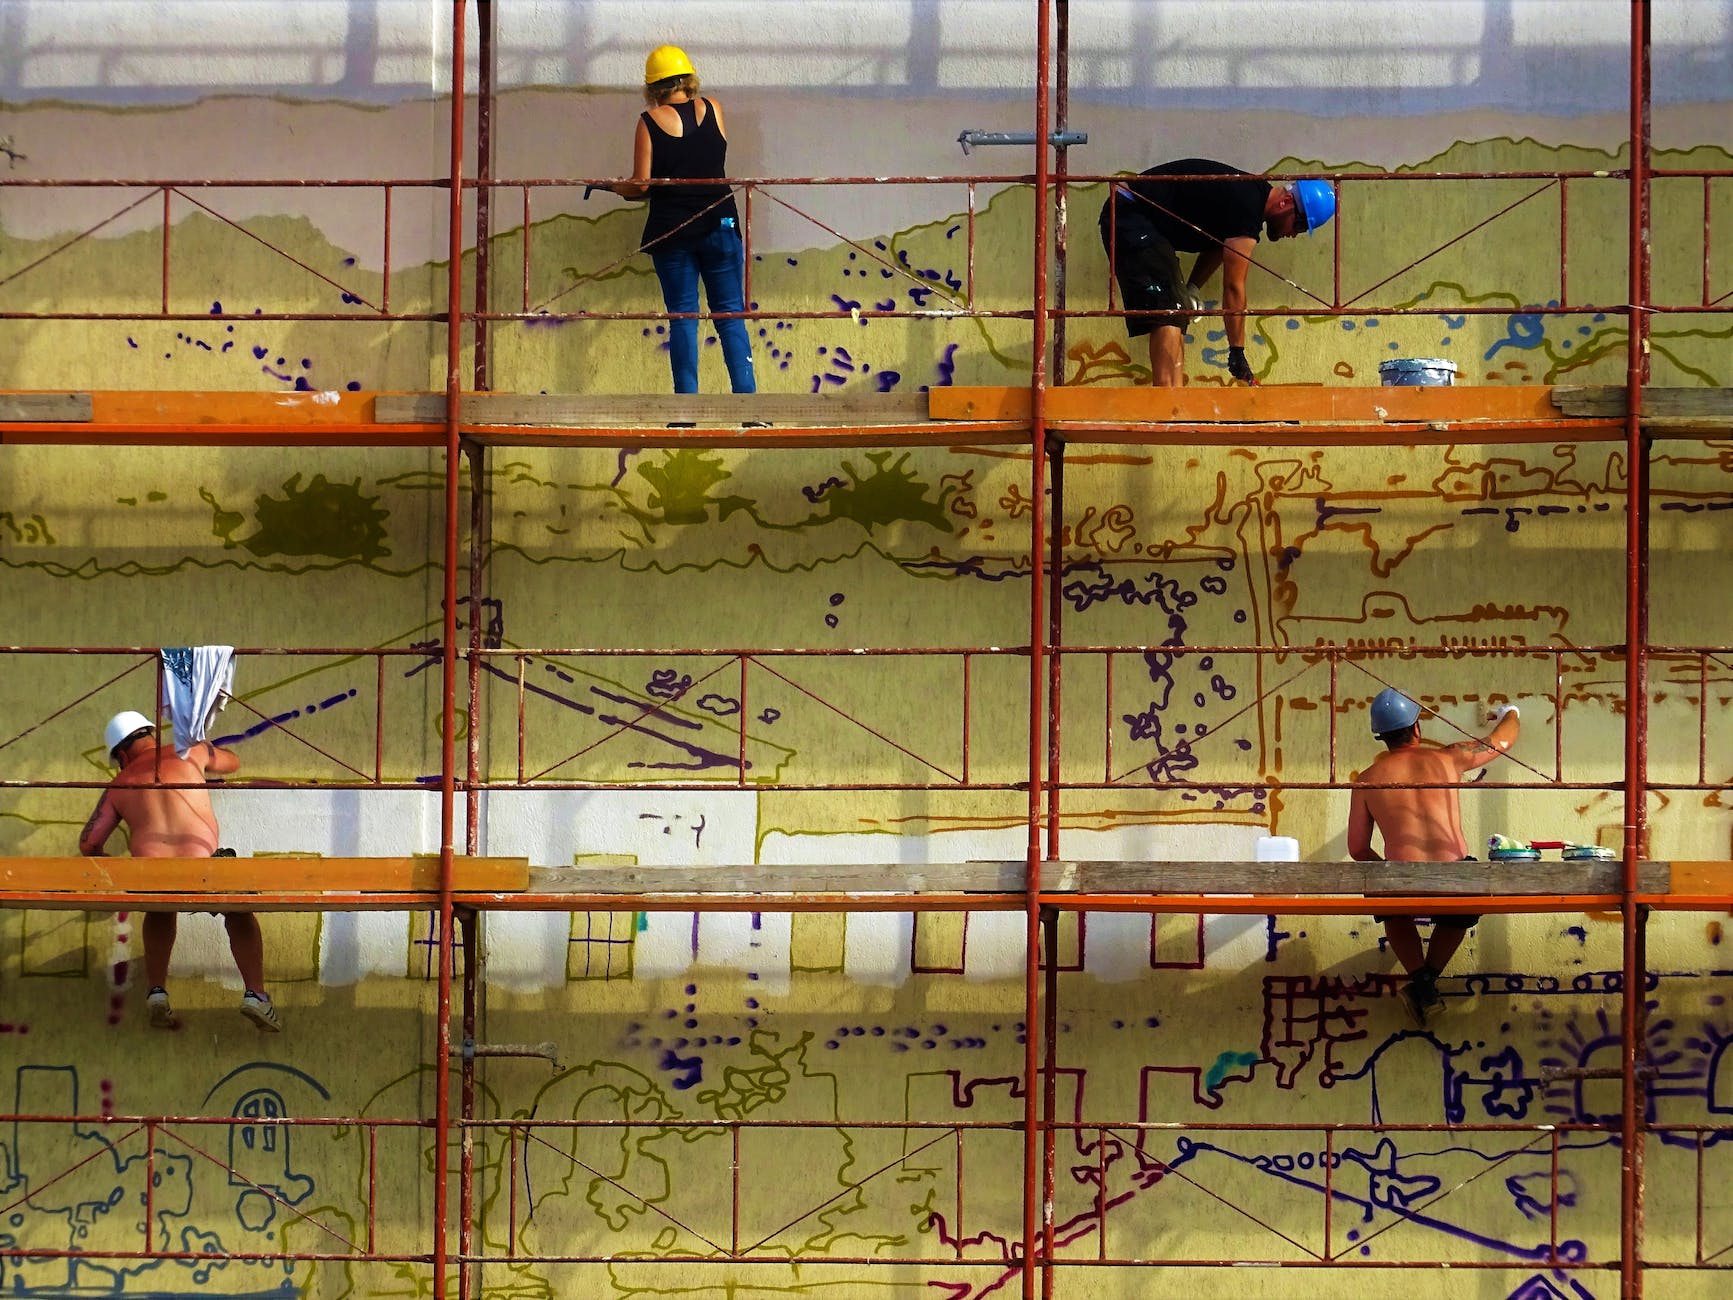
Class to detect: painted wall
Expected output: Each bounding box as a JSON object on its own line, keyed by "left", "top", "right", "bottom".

{"left": 2, "top": 3, "right": 1732, "bottom": 1296}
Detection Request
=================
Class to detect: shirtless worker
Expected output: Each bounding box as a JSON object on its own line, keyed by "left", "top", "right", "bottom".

{"left": 1099, "top": 158, "right": 1336, "bottom": 386}
{"left": 1347, "top": 687, "right": 1521, "bottom": 1022}
{"left": 78, "top": 711, "right": 280, "bottom": 1032}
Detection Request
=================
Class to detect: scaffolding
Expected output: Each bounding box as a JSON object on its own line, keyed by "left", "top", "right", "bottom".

{"left": 2, "top": 2, "right": 1731, "bottom": 1296}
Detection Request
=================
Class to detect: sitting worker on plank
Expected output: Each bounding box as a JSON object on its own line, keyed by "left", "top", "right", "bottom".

{"left": 1098, "top": 158, "right": 1335, "bottom": 386}
{"left": 1348, "top": 688, "right": 1521, "bottom": 1023}
{"left": 79, "top": 711, "right": 280, "bottom": 1032}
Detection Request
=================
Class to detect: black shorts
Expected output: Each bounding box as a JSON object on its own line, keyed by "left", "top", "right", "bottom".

{"left": 1375, "top": 856, "right": 1480, "bottom": 930}
{"left": 1099, "top": 201, "right": 1191, "bottom": 338}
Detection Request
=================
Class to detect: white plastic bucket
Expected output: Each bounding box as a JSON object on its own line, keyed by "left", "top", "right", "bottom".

{"left": 1255, "top": 835, "right": 1300, "bottom": 862}
{"left": 1379, "top": 357, "right": 1457, "bottom": 387}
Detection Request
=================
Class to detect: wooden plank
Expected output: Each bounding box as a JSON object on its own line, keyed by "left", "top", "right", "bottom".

{"left": 1660, "top": 860, "right": 1733, "bottom": 896}
{"left": 521, "top": 859, "right": 1668, "bottom": 896}
{"left": 0, "top": 392, "right": 92, "bottom": 422}
{"left": 0, "top": 855, "right": 529, "bottom": 894}
{"left": 1071, "top": 859, "right": 1669, "bottom": 896}
{"left": 377, "top": 392, "right": 932, "bottom": 427}
{"left": 10, "top": 892, "right": 442, "bottom": 914}
{"left": 930, "top": 385, "right": 1569, "bottom": 426}
{"left": 2, "top": 426, "right": 441, "bottom": 449}
{"left": 1553, "top": 386, "right": 1733, "bottom": 421}
{"left": 526, "top": 862, "right": 1030, "bottom": 894}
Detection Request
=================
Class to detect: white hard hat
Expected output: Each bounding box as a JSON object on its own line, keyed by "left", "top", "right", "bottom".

{"left": 104, "top": 710, "right": 155, "bottom": 759}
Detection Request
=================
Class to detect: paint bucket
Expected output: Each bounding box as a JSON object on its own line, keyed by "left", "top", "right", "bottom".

{"left": 1255, "top": 835, "right": 1299, "bottom": 862}
{"left": 1379, "top": 357, "right": 1457, "bottom": 387}
{"left": 1488, "top": 848, "right": 1541, "bottom": 863}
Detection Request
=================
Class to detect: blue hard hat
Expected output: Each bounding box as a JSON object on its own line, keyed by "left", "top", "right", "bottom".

{"left": 1369, "top": 687, "right": 1420, "bottom": 735}
{"left": 1291, "top": 180, "right": 1336, "bottom": 236}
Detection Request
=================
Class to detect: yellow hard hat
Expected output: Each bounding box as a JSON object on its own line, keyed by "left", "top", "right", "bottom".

{"left": 644, "top": 45, "right": 695, "bottom": 85}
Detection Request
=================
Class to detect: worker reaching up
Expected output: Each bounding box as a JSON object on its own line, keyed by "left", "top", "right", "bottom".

{"left": 1348, "top": 687, "right": 1521, "bottom": 1024}
{"left": 605, "top": 45, "right": 757, "bottom": 397}
{"left": 79, "top": 711, "right": 280, "bottom": 1032}
{"left": 1099, "top": 158, "right": 1335, "bottom": 386}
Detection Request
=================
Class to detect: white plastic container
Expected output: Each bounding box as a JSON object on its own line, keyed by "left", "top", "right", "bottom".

{"left": 1255, "top": 835, "right": 1300, "bottom": 862}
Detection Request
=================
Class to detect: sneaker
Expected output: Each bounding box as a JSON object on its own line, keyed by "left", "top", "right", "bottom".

{"left": 240, "top": 991, "right": 283, "bottom": 1033}
{"left": 665, "top": 421, "right": 697, "bottom": 429}
{"left": 740, "top": 420, "right": 774, "bottom": 429}
{"left": 146, "top": 987, "right": 177, "bottom": 1030}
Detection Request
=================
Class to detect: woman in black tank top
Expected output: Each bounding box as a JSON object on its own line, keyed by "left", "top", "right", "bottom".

{"left": 609, "top": 46, "right": 756, "bottom": 395}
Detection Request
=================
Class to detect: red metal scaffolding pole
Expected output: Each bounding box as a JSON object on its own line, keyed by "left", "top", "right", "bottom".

{"left": 1620, "top": 2, "right": 1653, "bottom": 1295}
{"left": 1021, "top": 2, "right": 1054, "bottom": 1296}
{"left": 436, "top": 1, "right": 470, "bottom": 1297}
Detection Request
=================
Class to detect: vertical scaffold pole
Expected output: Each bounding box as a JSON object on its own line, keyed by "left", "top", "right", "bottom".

{"left": 436, "top": 2, "right": 470, "bottom": 1296}
{"left": 473, "top": 0, "right": 494, "bottom": 391}
{"left": 1619, "top": 2, "right": 1652, "bottom": 1296}
{"left": 1049, "top": 0, "right": 1071, "bottom": 382}
{"left": 1022, "top": 2, "right": 1054, "bottom": 1297}
{"left": 458, "top": 7, "right": 496, "bottom": 1290}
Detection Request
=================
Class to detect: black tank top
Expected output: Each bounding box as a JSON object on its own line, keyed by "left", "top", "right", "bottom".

{"left": 640, "top": 98, "right": 740, "bottom": 251}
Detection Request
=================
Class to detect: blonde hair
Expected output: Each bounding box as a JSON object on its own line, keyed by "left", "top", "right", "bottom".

{"left": 644, "top": 73, "right": 701, "bottom": 107}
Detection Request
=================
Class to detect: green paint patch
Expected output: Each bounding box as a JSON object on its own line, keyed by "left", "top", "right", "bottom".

{"left": 1, "top": 512, "right": 57, "bottom": 544}
{"left": 1204, "top": 1050, "right": 1260, "bottom": 1090}
{"left": 239, "top": 473, "right": 390, "bottom": 562}
{"left": 815, "top": 451, "right": 955, "bottom": 533}
{"left": 200, "top": 486, "right": 245, "bottom": 545}
{"left": 637, "top": 449, "right": 754, "bottom": 525}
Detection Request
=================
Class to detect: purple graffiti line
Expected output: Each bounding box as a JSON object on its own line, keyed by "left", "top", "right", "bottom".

{"left": 802, "top": 475, "right": 847, "bottom": 503}
{"left": 213, "top": 688, "right": 369, "bottom": 780}
{"left": 522, "top": 653, "right": 740, "bottom": 780}
{"left": 1113, "top": 655, "right": 1320, "bottom": 785}
{"left": 1156, "top": 1134, "right": 1593, "bottom": 1265}
{"left": 751, "top": 187, "right": 966, "bottom": 310}
{"left": 477, "top": 660, "right": 744, "bottom": 778}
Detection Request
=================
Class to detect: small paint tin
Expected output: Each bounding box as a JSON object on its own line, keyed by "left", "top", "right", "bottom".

{"left": 1488, "top": 848, "right": 1541, "bottom": 862}
{"left": 1561, "top": 845, "right": 1616, "bottom": 861}
{"left": 1379, "top": 357, "right": 1458, "bottom": 387}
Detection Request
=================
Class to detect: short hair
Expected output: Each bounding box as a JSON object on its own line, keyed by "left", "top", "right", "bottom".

{"left": 644, "top": 73, "right": 701, "bottom": 107}
{"left": 1377, "top": 722, "right": 1419, "bottom": 750}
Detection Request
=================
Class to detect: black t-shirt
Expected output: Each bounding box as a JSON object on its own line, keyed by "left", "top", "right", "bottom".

{"left": 640, "top": 98, "right": 740, "bottom": 252}
{"left": 1113, "top": 159, "right": 1270, "bottom": 252}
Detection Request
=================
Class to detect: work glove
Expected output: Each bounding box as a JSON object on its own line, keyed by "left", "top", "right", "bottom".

{"left": 1492, "top": 703, "right": 1520, "bottom": 722}
{"left": 1226, "top": 346, "right": 1255, "bottom": 383}
{"left": 1181, "top": 285, "right": 1204, "bottom": 317}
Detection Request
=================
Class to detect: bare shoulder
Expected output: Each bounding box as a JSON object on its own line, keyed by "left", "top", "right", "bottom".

{"left": 189, "top": 741, "right": 241, "bottom": 775}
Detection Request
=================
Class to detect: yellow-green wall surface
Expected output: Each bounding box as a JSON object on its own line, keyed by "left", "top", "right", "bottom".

{"left": 3, "top": 3, "right": 1732, "bottom": 1295}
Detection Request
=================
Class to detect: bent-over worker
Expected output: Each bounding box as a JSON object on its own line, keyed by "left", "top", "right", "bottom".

{"left": 79, "top": 710, "right": 280, "bottom": 1032}
{"left": 1348, "top": 687, "right": 1520, "bottom": 1023}
{"left": 1099, "top": 158, "right": 1335, "bottom": 386}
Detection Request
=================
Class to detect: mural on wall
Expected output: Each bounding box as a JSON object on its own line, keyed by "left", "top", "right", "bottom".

{"left": 2, "top": 1, "right": 1732, "bottom": 1295}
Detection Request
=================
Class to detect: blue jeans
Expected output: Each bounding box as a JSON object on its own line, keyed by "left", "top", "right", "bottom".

{"left": 650, "top": 220, "right": 757, "bottom": 394}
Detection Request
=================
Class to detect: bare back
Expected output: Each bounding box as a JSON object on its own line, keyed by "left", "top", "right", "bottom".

{"left": 82, "top": 740, "right": 233, "bottom": 859}
{"left": 1351, "top": 745, "right": 1470, "bottom": 862}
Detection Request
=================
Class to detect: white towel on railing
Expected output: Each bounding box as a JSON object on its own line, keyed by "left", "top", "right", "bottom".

{"left": 160, "top": 646, "right": 235, "bottom": 756}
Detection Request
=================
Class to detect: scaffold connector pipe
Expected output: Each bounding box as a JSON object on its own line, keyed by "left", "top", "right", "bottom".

{"left": 462, "top": 1038, "right": 563, "bottom": 1070}
{"left": 957, "top": 129, "right": 1087, "bottom": 155}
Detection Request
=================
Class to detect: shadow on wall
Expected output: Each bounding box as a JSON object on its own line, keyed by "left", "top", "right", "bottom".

{"left": 0, "top": 0, "right": 1727, "bottom": 114}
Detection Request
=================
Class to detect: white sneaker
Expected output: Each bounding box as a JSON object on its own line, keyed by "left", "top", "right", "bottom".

{"left": 146, "top": 988, "right": 177, "bottom": 1030}
{"left": 240, "top": 992, "right": 283, "bottom": 1033}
